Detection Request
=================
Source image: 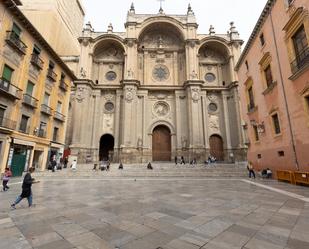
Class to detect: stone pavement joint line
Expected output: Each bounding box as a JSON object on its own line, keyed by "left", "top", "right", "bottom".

{"left": 242, "top": 179, "right": 309, "bottom": 203}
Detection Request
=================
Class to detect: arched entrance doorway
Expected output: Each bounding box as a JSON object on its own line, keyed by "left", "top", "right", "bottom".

{"left": 209, "top": 135, "right": 224, "bottom": 161}
{"left": 99, "top": 134, "right": 114, "bottom": 161}
{"left": 152, "top": 125, "right": 171, "bottom": 161}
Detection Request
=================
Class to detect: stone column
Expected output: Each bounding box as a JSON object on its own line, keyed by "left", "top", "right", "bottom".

{"left": 113, "top": 90, "right": 122, "bottom": 162}
{"left": 175, "top": 91, "right": 183, "bottom": 151}
{"left": 222, "top": 92, "right": 232, "bottom": 150}
{"left": 120, "top": 81, "right": 139, "bottom": 162}
{"left": 125, "top": 39, "right": 138, "bottom": 80}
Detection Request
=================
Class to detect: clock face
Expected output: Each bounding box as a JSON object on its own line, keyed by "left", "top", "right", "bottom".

{"left": 153, "top": 65, "right": 169, "bottom": 82}
{"left": 105, "top": 71, "right": 117, "bottom": 81}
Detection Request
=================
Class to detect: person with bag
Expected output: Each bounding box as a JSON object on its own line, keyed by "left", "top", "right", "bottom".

{"left": 2, "top": 167, "right": 12, "bottom": 191}
{"left": 11, "top": 167, "right": 39, "bottom": 209}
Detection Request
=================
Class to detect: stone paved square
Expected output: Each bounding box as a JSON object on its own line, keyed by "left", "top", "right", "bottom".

{"left": 1, "top": 177, "right": 309, "bottom": 249}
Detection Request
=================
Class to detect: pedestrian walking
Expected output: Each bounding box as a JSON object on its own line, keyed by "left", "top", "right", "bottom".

{"left": 11, "top": 167, "right": 39, "bottom": 209}
{"left": 247, "top": 161, "right": 256, "bottom": 179}
{"left": 174, "top": 156, "right": 178, "bottom": 165}
{"left": 64, "top": 156, "right": 68, "bottom": 168}
{"left": 2, "top": 167, "right": 12, "bottom": 191}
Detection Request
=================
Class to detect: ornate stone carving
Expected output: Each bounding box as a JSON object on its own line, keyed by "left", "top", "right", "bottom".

{"left": 76, "top": 87, "right": 86, "bottom": 103}
{"left": 153, "top": 101, "right": 170, "bottom": 117}
{"left": 127, "top": 68, "right": 134, "bottom": 79}
{"left": 124, "top": 87, "right": 135, "bottom": 103}
{"left": 190, "top": 70, "right": 198, "bottom": 80}
{"left": 181, "top": 136, "right": 187, "bottom": 148}
{"left": 137, "top": 137, "right": 143, "bottom": 148}
{"left": 191, "top": 88, "right": 200, "bottom": 102}
{"left": 209, "top": 115, "right": 220, "bottom": 132}
{"left": 207, "top": 93, "right": 218, "bottom": 101}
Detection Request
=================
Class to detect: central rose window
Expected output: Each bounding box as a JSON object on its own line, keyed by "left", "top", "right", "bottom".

{"left": 153, "top": 65, "right": 169, "bottom": 82}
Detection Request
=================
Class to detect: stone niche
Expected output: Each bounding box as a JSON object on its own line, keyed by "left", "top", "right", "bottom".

{"left": 92, "top": 41, "right": 124, "bottom": 85}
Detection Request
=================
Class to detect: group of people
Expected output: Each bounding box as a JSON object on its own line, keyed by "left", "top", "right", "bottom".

{"left": 174, "top": 156, "right": 198, "bottom": 165}
{"left": 48, "top": 156, "right": 69, "bottom": 172}
{"left": 247, "top": 161, "right": 272, "bottom": 179}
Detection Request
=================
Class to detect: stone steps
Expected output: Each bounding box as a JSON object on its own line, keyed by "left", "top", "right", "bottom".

{"left": 33, "top": 162, "right": 248, "bottom": 178}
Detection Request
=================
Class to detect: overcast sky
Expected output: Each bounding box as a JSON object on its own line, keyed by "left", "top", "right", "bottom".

{"left": 81, "top": 0, "right": 266, "bottom": 44}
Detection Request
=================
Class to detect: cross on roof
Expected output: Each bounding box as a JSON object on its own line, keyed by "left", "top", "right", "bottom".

{"left": 157, "top": 0, "right": 165, "bottom": 11}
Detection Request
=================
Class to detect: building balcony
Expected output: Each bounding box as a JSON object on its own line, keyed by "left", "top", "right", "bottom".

{"left": 0, "top": 78, "right": 22, "bottom": 100}
{"left": 41, "top": 104, "right": 53, "bottom": 116}
{"left": 22, "top": 94, "right": 38, "bottom": 108}
{"left": 47, "top": 69, "right": 57, "bottom": 82}
{"left": 290, "top": 46, "right": 309, "bottom": 76}
{"left": 5, "top": 31, "right": 27, "bottom": 55}
{"left": 30, "top": 54, "right": 44, "bottom": 70}
{"left": 59, "top": 80, "right": 68, "bottom": 91}
{"left": 54, "top": 111, "right": 65, "bottom": 122}
{"left": 0, "top": 116, "right": 17, "bottom": 130}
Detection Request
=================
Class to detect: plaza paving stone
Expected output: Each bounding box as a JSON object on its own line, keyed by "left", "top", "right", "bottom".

{"left": 0, "top": 177, "right": 309, "bottom": 249}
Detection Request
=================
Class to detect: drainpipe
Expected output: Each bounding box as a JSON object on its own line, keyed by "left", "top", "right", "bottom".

{"left": 269, "top": 11, "right": 299, "bottom": 171}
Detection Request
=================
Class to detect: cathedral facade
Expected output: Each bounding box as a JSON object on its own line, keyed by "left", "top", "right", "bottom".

{"left": 66, "top": 5, "right": 246, "bottom": 163}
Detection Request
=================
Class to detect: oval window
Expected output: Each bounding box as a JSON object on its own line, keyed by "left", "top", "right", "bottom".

{"left": 104, "top": 102, "right": 114, "bottom": 112}
{"left": 105, "top": 71, "right": 117, "bottom": 81}
{"left": 205, "top": 73, "right": 216, "bottom": 83}
{"left": 208, "top": 103, "right": 218, "bottom": 112}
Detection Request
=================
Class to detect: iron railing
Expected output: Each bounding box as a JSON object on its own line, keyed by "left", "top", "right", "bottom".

{"left": 54, "top": 111, "right": 65, "bottom": 122}
{"left": 41, "top": 104, "right": 53, "bottom": 115}
{"left": 30, "top": 53, "right": 44, "bottom": 69}
{"left": 0, "top": 116, "right": 16, "bottom": 130}
{"left": 290, "top": 46, "right": 309, "bottom": 74}
{"left": 5, "top": 31, "right": 27, "bottom": 54}
{"left": 47, "top": 69, "right": 57, "bottom": 82}
{"left": 23, "top": 94, "right": 38, "bottom": 108}
{"left": 0, "top": 78, "right": 22, "bottom": 99}
{"left": 59, "top": 80, "right": 68, "bottom": 91}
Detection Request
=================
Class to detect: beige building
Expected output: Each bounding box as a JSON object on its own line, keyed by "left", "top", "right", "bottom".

{"left": 19, "top": 0, "right": 85, "bottom": 56}
{"left": 67, "top": 4, "right": 246, "bottom": 163}
{"left": 0, "top": 0, "right": 76, "bottom": 176}
{"left": 236, "top": 0, "right": 309, "bottom": 174}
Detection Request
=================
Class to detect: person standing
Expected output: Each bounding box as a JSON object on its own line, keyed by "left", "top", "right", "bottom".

{"left": 247, "top": 161, "right": 256, "bottom": 179}
{"left": 11, "top": 167, "right": 39, "bottom": 209}
{"left": 2, "top": 167, "right": 12, "bottom": 191}
{"left": 71, "top": 160, "right": 77, "bottom": 171}
{"left": 64, "top": 156, "right": 68, "bottom": 168}
{"left": 174, "top": 156, "right": 178, "bottom": 165}
{"left": 180, "top": 156, "right": 185, "bottom": 165}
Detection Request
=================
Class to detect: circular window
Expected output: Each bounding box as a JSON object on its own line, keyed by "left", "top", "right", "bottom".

{"left": 205, "top": 73, "right": 216, "bottom": 83}
{"left": 105, "top": 71, "right": 117, "bottom": 81}
{"left": 153, "top": 65, "right": 170, "bottom": 82}
{"left": 208, "top": 103, "right": 218, "bottom": 112}
{"left": 104, "top": 102, "right": 114, "bottom": 112}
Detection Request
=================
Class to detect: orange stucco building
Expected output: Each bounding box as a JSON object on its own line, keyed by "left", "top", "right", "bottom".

{"left": 236, "top": 0, "right": 309, "bottom": 174}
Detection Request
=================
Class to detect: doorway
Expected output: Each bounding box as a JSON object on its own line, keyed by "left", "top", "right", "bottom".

{"left": 209, "top": 134, "right": 224, "bottom": 161}
{"left": 152, "top": 125, "right": 171, "bottom": 161}
{"left": 99, "top": 134, "right": 114, "bottom": 161}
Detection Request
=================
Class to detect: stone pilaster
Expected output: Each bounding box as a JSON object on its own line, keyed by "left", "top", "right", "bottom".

{"left": 222, "top": 92, "right": 232, "bottom": 150}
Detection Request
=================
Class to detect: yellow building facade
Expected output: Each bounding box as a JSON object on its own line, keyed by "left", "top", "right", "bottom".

{"left": 0, "top": 0, "right": 76, "bottom": 176}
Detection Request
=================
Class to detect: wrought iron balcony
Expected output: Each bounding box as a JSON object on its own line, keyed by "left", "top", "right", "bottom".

{"left": 23, "top": 94, "right": 38, "bottom": 108}
{"left": 37, "top": 129, "right": 47, "bottom": 138}
{"left": 41, "top": 104, "right": 53, "bottom": 116}
{"left": 290, "top": 46, "right": 309, "bottom": 75}
{"left": 0, "top": 78, "right": 22, "bottom": 99}
{"left": 54, "top": 111, "right": 65, "bottom": 122}
{"left": 0, "top": 116, "right": 17, "bottom": 130}
{"left": 30, "top": 54, "right": 44, "bottom": 70}
{"left": 47, "top": 69, "right": 57, "bottom": 82}
{"left": 59, "top": 80, "right": 68, "bottom": 91}
{"left": 5, "top": 31, "right": 27, "bottom": 54}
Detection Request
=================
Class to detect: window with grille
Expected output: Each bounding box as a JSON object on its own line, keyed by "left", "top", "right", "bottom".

{"left": 272, "top": 113, "right": 281, "bottom": 134}
{"left": 253, "top": 126, "right": 259, "bottom": 141}
{"left": 248, "top": 86, "right": 255, "bottom": 109}
{"left": 19, "top": 115, "right": 29, "bottom": 133}
{"left": 264, "top": 65, "right": 273, "bottom": 87}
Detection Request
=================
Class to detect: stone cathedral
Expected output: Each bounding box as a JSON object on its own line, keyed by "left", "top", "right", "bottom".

{"left": 66, "top": 4, "right": 246, "bottom": 163}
